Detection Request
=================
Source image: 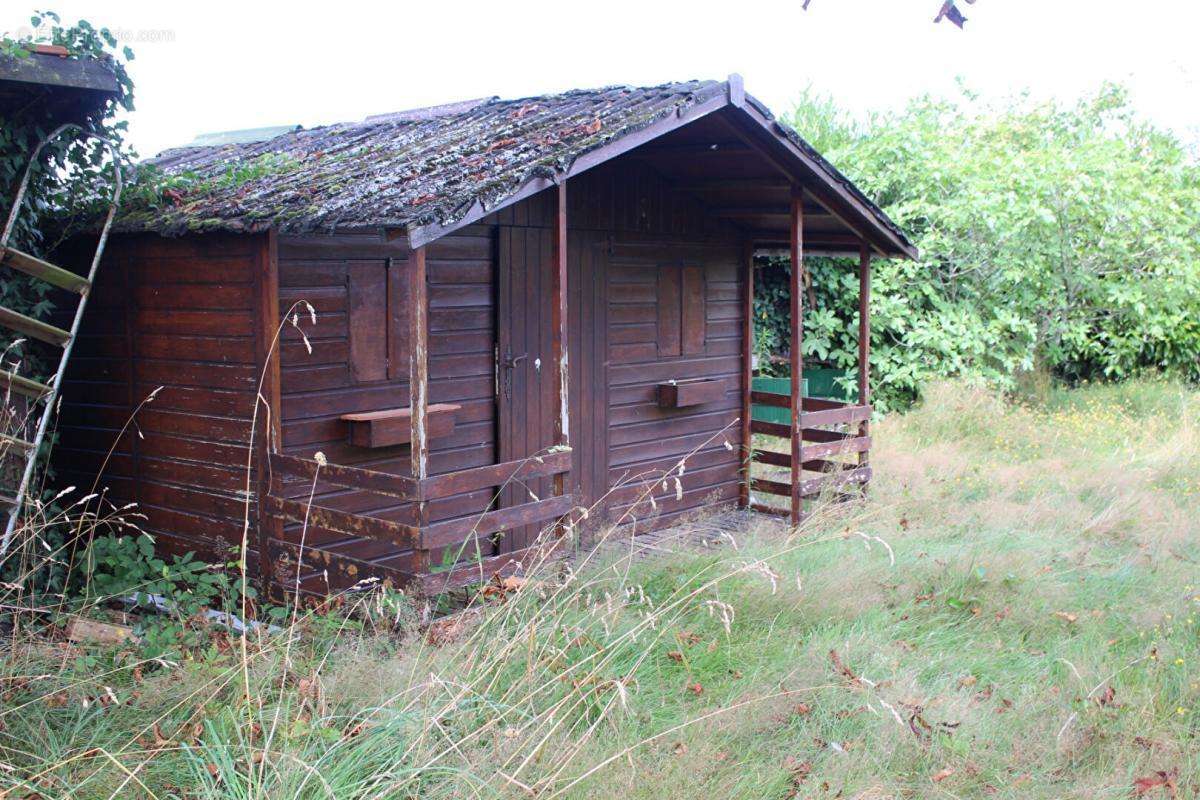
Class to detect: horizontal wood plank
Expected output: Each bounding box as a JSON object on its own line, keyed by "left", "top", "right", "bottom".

{"left": 802, "top": 435, "right": 871, "bottom": 460}
{"left": 797, "top": 466, "right": 872, "bottom": 498}
{"left": 269, "top": 452, "right": 419, "bottom": 499}
{"left": 420, "top": 493, "right": 573, "bottom": 551}
{"left": 800, "top": 404, "right": 872, "bottom": 428}
{"left": 419, "top": 449, "right": 572, "bottom": 502}
{"left": 264, "top": 494, "right": 419, "bottom": 550}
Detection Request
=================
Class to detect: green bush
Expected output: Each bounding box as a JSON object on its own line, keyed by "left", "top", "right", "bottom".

{"left": 760, "top": 84, "right": 1200, "bottom": 410}
{"left": 79, "top": 533, "right": 247, "bottom": 657}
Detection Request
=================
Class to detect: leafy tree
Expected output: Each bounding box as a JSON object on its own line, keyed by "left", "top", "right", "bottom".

{"left": 0, "top": 11, "right": 135, "bottom": 369}
{"left": 760, "top": 85, "right": 1200, "bottom": 409}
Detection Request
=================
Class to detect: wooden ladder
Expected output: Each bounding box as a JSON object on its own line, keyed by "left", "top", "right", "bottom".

{"left": 0, "top": 124, "right": 125, "bottom": 554}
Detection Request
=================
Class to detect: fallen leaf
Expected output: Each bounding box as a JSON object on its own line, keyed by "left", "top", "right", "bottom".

{"left": 931, "top": 767, "right": 954, "bottom": 783}
{"left": 425, "top": 615, "right": 468, "bottom": 646}
{"left": 958, "top": 675, "right": 977, "bottom": 689}
{"left": 1133, "top": 769, "right": 1178, "bottom": 797}
{"left": 1054, "top": 611, "right": 1079, "bottom": 624}
{"left": 666, "top": 650, "right": 684, "bottom": 663}
{"left": 1096, "top": 684, "right": 1116, "bottom": 707}
{"left": 783, "top": 755, "right": 813, "bottom": 786}
{"left": 686, "top": 682, "right": 703, "bottom": 696}
{"left": 829, "top": 650, "right": 864, "bottom": 687}
{"left": 672, "top": 742, "right": 687, "bottom": 755}
{"left": 794, "top": 702, "right": 812, "bottom": 716}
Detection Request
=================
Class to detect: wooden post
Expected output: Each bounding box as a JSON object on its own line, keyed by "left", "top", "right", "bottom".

{"left": 409, "top": 245, "right": 430, "bottom": 571}
{"left": 789, "top": 189, "right": 805, "bottom": 525}
{"left": 858, "top": 243, "right": 871, "bottom": 471}
{"left": 547, "top": 182, "right": 571, "bottom": 550}
{"left": 551, "top": 182, "right": 570, "bottom": 502}
{"left": 253, "top": 229, "right": 282, "bottom": 596}
{"left": 739, "top": 240, "right": 754, "bottom": 508}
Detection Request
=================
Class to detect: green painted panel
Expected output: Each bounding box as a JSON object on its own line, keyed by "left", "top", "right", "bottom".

{"left": 751, "top": 369, "right": 857, "bottom": 425}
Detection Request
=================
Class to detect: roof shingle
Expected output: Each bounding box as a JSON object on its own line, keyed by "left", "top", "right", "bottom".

{"left": 120, "top": 81, "right": 727, "bottom": 235}
{"left": 116, "top": 78, "right": 911, "bottom": 256}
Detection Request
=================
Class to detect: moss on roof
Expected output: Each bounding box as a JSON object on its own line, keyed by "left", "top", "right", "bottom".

{"left": 116, "top": 79, "right": 912, "bottom": 255}
{"left": 117, "top": 81, "right": 728, "bottom": 236}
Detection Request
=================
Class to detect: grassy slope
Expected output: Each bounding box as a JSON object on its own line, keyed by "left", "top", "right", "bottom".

{"left": 1, "top": 379, "right": 1197, "bottom": 798}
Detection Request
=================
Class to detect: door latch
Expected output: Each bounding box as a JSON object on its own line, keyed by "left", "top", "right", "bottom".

{"left": 501, "top": 350, "right": 527, "bottom": 370}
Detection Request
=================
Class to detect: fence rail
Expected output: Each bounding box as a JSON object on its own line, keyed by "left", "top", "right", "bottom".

{"left": 264, "top": 448, "right": 574, "bottom": 596}
{"left": 746, "top": 393, "right": 872, "bottom": 521}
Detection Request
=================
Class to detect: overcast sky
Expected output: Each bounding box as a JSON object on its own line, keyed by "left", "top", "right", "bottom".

{"left": 7, "top": 1, "right": 1199, "bottom": 157}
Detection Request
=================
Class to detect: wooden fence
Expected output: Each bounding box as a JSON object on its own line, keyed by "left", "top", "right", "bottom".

{"left": 264, "top": 449, "right": 573, "bottom": 595}
{"left": 745, "top": 393, "right": 872, "bottom": 521}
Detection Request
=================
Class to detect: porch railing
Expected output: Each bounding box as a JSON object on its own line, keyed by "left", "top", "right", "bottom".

{"left": 263, "top": 449, "right": 573, "bottom": 596}
{"left": 746, "top": 394, "right": 872, "bottom": 522}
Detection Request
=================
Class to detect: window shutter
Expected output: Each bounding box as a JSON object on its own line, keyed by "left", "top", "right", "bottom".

{"left": 386, "top": 257, "right": 412, "bottom": 381}
{"left": 348, "top": 262, "right": 388, "bottom": 382}
{"left": 657, "top": 265, "right": 706, "bottom": 358}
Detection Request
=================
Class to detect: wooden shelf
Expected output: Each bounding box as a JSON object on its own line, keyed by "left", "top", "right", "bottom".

{"left": 657, "top": 378, "right": 726, "bottom": 409}
{"left": 341, "top": 403, "right": 459, "bottom": 448}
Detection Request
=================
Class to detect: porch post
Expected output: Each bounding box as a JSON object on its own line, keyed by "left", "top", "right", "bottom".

{"left": 738, "top": 241, "right": 754, "bottom": 508}
{"left": 858, "top": 243, "right": 871, "bottom": 471}
{"left": 551, "top": 181, "right": 570, "bottom": 500}
{"left": 409, "top": 245, "right": 430, "bottom": 569}
{"left": 789, "top": 188, "right": 805, "bottom": 524}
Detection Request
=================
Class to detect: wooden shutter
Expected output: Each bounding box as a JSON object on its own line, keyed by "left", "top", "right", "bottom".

{"left": 348, "top": 262, "right": 388, "bottom": 382}
{"left": 386, "top": 257, "right": 411, "bottom": 381}
{"left": 348, "top": 257, "right": 412, "bottom": 383}
{"left": 657, "top": 266, "right": 682, "bottom": 357}
{"left": 681, "top": 265, "right": 706, "bottom": 355}
{"left": 657, "top": 265, "right": 706, "bottom": 358}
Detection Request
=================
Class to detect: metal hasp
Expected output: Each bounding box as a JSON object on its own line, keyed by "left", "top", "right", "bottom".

{"left": 0, "top": 124, "right": 125, "bottom": 554}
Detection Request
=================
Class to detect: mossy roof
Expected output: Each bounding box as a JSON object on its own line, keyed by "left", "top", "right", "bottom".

{"left": 115, "top": 79, "right": 911, "bottom": 254}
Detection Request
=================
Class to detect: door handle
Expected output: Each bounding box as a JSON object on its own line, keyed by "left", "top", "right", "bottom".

{"left": 501, "top": 352, "right": 527, "bottom": 369}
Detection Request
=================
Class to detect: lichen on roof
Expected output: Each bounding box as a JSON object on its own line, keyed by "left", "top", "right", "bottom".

{"left": 116, "top": 80, "right": 729, "bottom": 236}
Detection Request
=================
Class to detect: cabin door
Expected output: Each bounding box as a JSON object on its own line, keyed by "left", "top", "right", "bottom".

{"left": 496, "top": 226, "right": 609, "bottom": 553}
{"left": 496, "top": 227, "right": 557, "bottom": 553}
{"left": 496, "top": 221, "right": 609, "bottom": 554}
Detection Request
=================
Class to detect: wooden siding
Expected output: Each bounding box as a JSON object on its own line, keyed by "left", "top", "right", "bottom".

{"left": 55, "top": 233, "right": 263, "bottom": 567}
{"left": 500, "top": 158, "right": 746, "bottom": 533}
{"left": 54, "top": 150, "right": 750, "bottom": 592}
{"left": 274, "top": 227, "right": 497, "bottom": 591}
{"left": 604, "top": 234, "right": 744, "bottom": 532}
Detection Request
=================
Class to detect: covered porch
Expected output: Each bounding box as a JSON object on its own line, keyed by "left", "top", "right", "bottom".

{"left": 255, "top": 78, "right": 910, "bottom": 595}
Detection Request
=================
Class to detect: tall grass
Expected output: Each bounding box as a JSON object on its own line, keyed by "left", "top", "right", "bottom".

{"left": 1, "top": 377, "right": 1197, "bottom": 798}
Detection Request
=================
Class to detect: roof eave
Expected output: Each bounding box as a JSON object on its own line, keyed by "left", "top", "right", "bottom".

{"left": 407, "top": 77, "right": 915, "bottom": 260}
{"left": 405, "top": 82, "right": 732, "bottom": 249}
{"left": 732, "top": 93, "right": 917, "bottom": 260}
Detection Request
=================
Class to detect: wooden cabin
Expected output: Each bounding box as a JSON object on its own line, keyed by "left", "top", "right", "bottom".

{"left": 54, "top": 77, "right": 913, "bottom": 596}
